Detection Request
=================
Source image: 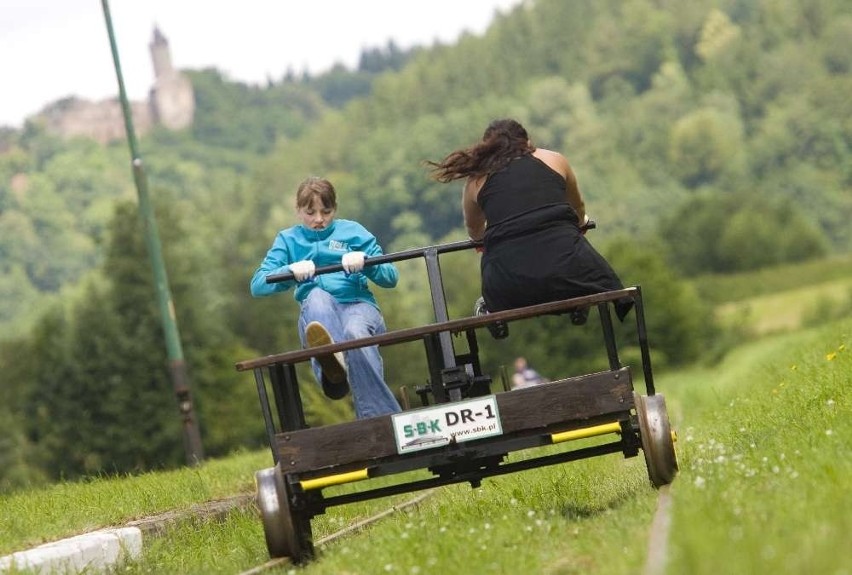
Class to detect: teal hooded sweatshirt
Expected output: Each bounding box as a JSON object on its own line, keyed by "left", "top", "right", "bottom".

{"left": 249, "top": 219, "right": 398, "bottom": 309}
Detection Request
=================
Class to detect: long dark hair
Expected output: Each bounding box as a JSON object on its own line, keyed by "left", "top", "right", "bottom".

{"left": 427, "top": 119, "right": 534, "bottom": 183}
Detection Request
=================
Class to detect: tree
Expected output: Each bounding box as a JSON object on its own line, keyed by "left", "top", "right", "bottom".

{"left": 607, "top": 236, "right": 716, "bottom": 367}
{"left": 660, "top": 192, "right": 829, "bottom": 275}
{"left": 0, "top": 337, "right": 47, "bottom": 492}
{"left": 668, "top": 106, "right": 747, "bottom": 188}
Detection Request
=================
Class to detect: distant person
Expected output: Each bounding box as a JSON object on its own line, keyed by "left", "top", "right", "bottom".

{"left": 427, "top": 118, "right": 633, "bottom": 323}
{"left": 249, "top": 176, "right": 401, "bottom": 419}
{"left": 512, "top": 357, "right": 548, "bottom": 389}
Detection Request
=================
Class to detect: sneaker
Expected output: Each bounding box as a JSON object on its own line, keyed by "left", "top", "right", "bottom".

{"left": 473, "top": 296, "right": 488, "bottom": 317}
{"left": 570, "top": 307, "right": 589, "bottom": 326}
{"left": 305, "top": 321, "right": 349, "bottom": 399}
{"left": 473, "top": 297, "right": 509, "bottom": 340}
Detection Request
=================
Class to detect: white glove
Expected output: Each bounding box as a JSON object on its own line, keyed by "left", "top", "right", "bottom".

{"left": 289, "top": 260, "right": 316, "bottom": 282}
{"left": 341, "top": 251, "right": 366, "bottom": 274}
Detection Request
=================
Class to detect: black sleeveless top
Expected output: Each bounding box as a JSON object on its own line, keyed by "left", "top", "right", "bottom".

{"left": 478, "top": 154, "right": 578, "bottom": 236}
{"left": 476, "top": 154, "right": 632, "bottom": 320}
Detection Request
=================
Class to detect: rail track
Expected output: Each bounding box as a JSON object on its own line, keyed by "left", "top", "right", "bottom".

{"left": 237, "top": 490, "right": 436, "bottom": 575}
{"left": 236, "top": 482, "right": 674, "bottom": 575}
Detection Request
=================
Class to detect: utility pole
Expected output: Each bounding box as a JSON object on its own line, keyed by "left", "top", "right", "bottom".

{"left": 101, "top": 0, "right": 204, "bottom": 465}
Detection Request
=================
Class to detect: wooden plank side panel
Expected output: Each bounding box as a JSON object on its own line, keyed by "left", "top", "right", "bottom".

{"left": 276, "top": 418, "right": 394, "bottom": 472}
{"left": 497, "top": 368, "right": 634, "bottom": 432}
{"left": 275, "top": 368, "right": 634, "bottom": 474}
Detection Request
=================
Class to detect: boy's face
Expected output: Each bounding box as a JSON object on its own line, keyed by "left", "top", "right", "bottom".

{"left": 298, "top": 195, "right": 336, "bottom": 231}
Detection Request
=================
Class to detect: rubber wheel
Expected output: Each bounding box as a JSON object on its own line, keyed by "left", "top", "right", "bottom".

{"left": 255, "top": 464, "right": 314, "bottom": 562}
{"left": 635, "top": 393, "right": 678, "bottom": 487}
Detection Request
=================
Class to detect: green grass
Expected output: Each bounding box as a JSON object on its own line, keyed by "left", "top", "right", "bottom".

{"left": 716, "top": 278, "right": 852, "bottom": 335}
{"left": 664, "top": 322, "right": 851, "bottom": 575}
{"left": 129, "top": 317, "right": 851, "bottom": 574}
{"left": 0, "top": 449, "right": 268, "bottom": 555}
{"left": 3, "top": 317, "right": 850, "bottom": 574}
{"left": 694, "top": 253, "right": 852, "bottom": 304}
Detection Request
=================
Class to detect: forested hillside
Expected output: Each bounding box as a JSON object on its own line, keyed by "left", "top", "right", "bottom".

{"left": 1, "top": 0, "right": 849, "bottom": 491}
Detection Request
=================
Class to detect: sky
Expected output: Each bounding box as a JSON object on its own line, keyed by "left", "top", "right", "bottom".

{"left": 0, "top": 0, "right": 523, "bottom": 129}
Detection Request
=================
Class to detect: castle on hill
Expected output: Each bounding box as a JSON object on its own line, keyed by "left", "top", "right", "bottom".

{"left": 37, "top": 27, "right": 194, "bottom": 145}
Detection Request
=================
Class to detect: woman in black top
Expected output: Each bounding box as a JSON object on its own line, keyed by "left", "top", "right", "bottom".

{"left": 428, "top": 118, "right": 632, "bottom": 321}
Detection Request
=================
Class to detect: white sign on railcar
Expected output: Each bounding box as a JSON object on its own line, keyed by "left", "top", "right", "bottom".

{"left": 392, "top": 396, "right": 503, "bottom": 454}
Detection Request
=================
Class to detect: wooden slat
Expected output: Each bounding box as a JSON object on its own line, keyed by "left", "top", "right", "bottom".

{"left": 236, "top": 288, "right": 637, "bottom": 371}
{"left": 274, "top": 368, "right": 633, "bottom": 474}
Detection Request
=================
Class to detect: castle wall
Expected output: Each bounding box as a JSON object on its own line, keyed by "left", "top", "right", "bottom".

{"left": 40, "top": 99, "right": 154, "bottom": 145}
{"left": 36, "top": 28, "right": 193, "bottom": 144}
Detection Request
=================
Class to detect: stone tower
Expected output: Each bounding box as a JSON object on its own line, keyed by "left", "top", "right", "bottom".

{"left": 37, "top": 26, "right": 194, "bottom": 143}
{"left": 148, "top": 27, "right": 194, "bottom": 130}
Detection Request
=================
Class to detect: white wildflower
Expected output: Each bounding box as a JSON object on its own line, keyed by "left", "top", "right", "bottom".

{"left": 729, "top": 526, "right": 743, "bottom": 541}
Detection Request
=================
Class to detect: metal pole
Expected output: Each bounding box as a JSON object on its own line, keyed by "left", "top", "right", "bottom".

{"left": 101, "top": 0, "right": 204, "bottom": 464}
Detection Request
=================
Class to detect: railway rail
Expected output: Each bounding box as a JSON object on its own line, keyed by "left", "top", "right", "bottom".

{"left": 238, "top": 490, "right": 436, "bottom": 575}
{"left": 236, "top": 482, "right": 673, "bottom": 574}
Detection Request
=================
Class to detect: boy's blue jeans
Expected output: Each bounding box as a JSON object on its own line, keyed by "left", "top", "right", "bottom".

{"left": 298, "top": 288, "right": 401, "bottom": 419}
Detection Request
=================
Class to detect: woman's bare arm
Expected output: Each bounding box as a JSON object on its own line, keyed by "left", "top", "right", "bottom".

{"left": 463, "top": 176, "right": 487, "bottom": 240}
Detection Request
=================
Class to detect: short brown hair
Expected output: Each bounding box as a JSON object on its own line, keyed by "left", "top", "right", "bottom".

{"left": 295, "top": 177, "right": 337, "bottom": 210}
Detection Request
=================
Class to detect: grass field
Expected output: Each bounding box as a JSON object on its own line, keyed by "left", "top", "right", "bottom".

{"left": 715, "top": 277, "right": 852, "bottom": 334}
{"left": 695, "top": 254, "right": 852, "bottom": 305}
{"left": 2, "top": 258, "right": 850, "bottom": 574}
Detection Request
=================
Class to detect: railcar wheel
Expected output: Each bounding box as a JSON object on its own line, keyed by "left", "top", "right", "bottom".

{"left": 635, "top": 393, "right": 678, "bottom": 488}
{"left": 255, "top": 464, "right": 314, "bottom": 562}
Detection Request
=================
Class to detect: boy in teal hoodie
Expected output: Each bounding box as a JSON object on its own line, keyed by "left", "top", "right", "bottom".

{"left": 250, "top": 177, "right": 401, "bottom": 419}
